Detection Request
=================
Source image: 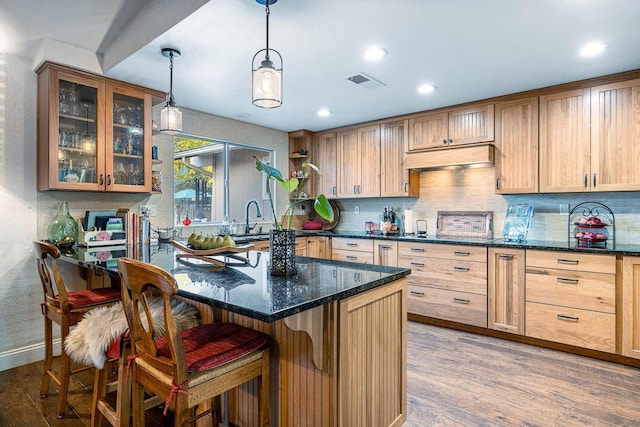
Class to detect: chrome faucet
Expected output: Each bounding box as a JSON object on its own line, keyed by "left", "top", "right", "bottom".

{"left": 244, "top": 199, "right": 262, "bottom": 235}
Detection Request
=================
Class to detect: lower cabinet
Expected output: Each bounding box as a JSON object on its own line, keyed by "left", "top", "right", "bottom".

{"left": 622, "top": 256, "right": 640, "bottom": 359}
{"left": 295, "top": 237, "right": 307, "bottom": 256}
{"left": 525, "top": 250, "right": 616, "bottom": 353}
{"left": 332, "top": 237, "right": 374, "bottom": 264}
{"left": 488, "top": 248, "right": 525, "bottom": 334}
{"left": 306, "top": 236, "right": 331, "bottom": 259}
{"left": 374, "top": 240, "right": 398, "bottom": 266}
{"left": 399, "top": 242, "right": 488, "bottom": 327}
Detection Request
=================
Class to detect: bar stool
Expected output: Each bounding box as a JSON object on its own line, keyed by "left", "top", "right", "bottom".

{"left": 34, "top": 240, "right": 122, "bottom": 418}
{"left": 118, "top": 257, "right": 271, "bottom": 426}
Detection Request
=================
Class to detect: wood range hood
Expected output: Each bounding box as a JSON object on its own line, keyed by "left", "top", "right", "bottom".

{"left": 405, "top": 143, "right": 495, "bottom": 171}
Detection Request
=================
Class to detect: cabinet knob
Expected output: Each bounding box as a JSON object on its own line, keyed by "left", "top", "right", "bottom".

{"left": 100, "top": 174, "right": 105, "bottom": 186}
{"left": 442, "top": 139, "right": 447, "bottom": 145}
{"left": 593, "top": 173, "right": 597, "bottom": 188}
{"left": 107, "top": 174, "right": 111, "bottom": 186}
{"left": 557, "top": 314, "right": 579, "bottom": 322}
{"left": 448, "top": 138, "right": 453, "bottom": 144}
{"left": 453, "top": 297, "right": 470, "bottom": 304}
{"left": 410, "top": 290, "right": 425, "bottom": 297}
{"left": 495, "top": 178, "right": 500, "bottom": 190}
{"left": 584, "top": 174, "right": 588, "bottom": 188}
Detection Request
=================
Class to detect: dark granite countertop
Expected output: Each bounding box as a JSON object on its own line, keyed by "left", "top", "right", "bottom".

{"left": 282, "top": 231, "right": 640, "bottom": 256}
{"left": 60, "top": 243, "right": 410, "bottom": 323}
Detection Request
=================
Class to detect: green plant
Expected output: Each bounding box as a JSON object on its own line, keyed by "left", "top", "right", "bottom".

{"left": 254, "top": 156, "right": 334, "bottom": 230}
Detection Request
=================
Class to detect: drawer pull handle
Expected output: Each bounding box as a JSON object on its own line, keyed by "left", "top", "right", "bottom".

{"left": 557, "top": 277, "right": 579, "bottom": 285}
{"left": 346, "top": 243, "right": 358, "bottom": 247}
{"left": 346, "top": 255, "right": 357, "bottom": 260}
{"left": 453, "top": 297, "right": 470, "bottom": 304}
{"left": 410, "top": 262, "right": 425, "bottom": 267}
{"left": 557, "top": 314, "right": 579, "bottom": 322}
{"left": 410, "top": 247, "right": 425, "bottom": 252}
{"left": 499, "top": 254, "right": 513, "bottom": 260}
{"left": 557, "top": 258, "right": 579, "bottom": 265}
{"left": 410, "top": 290, "right": 425, "bottom": 297}
{"left": 454, "top": 251, "right": 470, "bottom": 256}
{"left": 454, "top": 266, "right": 470, "bottom": 272}
{"left": 379, "top": 245, "right": 392, "bottom": 249}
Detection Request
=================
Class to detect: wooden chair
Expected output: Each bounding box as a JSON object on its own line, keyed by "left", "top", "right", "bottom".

{"left": 117, "top": 257, "right": 270, "bottom": 426}
{"left": 34, "top": 240, "right": 122, "bottom": 418}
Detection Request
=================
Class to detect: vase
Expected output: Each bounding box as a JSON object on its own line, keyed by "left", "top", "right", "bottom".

{"left": 269, "top": 229, "right": 297, "bottom": 276}
{"left": 47, "top": 201, "right": 78, "bottom": 248}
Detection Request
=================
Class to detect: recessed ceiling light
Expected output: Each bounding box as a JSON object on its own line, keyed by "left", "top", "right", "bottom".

{"left": 417, "top": 84, "right": 436, "bottom": 94}
{"left": 317, "top": 109, "right": 332, "bottom": 117}
{"left": 580, "top": 42, "right": 606, "bottom": 56}
{"left": 364, "top": 47, "right": 387, "bottom": 61}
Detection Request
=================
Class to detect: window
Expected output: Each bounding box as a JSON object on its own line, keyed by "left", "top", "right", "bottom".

{"left": 173, "top": 135, "right": 273, "bottom": 227}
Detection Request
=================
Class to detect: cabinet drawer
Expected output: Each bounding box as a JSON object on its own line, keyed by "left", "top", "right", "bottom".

{"left": 408, "top": 285, "right": 487, "bottom": 327}
{"left": 332, "top": 238, "right": 374, "bottom": 252}
{"left": 526, "top": 250, "right": 616, "bottom": 274}
{"left": 332, "top": 249, "right": 373, "bottom": 264}
{"left": 398, "top": 242, "right": 486, "bottom": 262}
{"left": 525, "top": 302, "right": 615, "bottom": 353}
{"left": 526, "top": 268, "right": 615, "bottom": 313}
{"left": 400, "top": 256, "right": 487, "bottom": 294}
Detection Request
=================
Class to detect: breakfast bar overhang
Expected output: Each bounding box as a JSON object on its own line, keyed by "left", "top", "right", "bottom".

{"left": 62, "top": 245, "right": 410, "bottom": 427}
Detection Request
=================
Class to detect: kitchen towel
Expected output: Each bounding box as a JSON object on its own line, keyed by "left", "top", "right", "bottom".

{"left": 404, "top": 209, "right": 414, "bottom": 233}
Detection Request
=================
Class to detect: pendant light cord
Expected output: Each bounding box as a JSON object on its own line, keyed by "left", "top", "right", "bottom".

{"left": 264, "top": 0, "right": 270, "bottom": 61}
{"left": 168, "top": 51, "right": 175, "bottom": 107}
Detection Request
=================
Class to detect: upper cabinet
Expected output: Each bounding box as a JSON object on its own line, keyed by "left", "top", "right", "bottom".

{"left": 408, "top": 104, "right": 494, "bottom": 151}
{"left": 336, "top": 125, "right": 380, "bottom": 198}
{"left": 590, "top": 79, "right": 640, "bottom": 191}
{"left": 37, "top": 62, "right": 163, "bottom": 192}
{"left": 380, "top": 120, "right": 419, "bottom": 197}
{"left": 494, "top": 97, "right": 539, "bottom": 194}
{"left": 314, "top": 131, "right": 337, "bottom": 197}
{"left": 539, "top": 88, "right": 591, "bottom": 193}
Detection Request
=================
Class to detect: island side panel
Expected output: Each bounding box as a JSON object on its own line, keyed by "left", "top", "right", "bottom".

{"left": 223, "top": 305, "right": 338, "bottom": 427}
{"left": 338, "top": 278, "right": 408, "bottom": 427}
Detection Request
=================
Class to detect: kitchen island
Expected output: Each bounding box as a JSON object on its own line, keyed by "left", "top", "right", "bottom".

{"left": 61, "top": 243, "right": 410, "bottom": 427}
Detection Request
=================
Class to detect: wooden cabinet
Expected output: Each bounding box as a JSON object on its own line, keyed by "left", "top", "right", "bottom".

{"left": 590, "top": 79, "right": 640, "bottom": 191}
{"left": 295, "top": 236, "right": 307, "bottom": 256}
{"left": 494, "top": 97, "right": 539, "bottom": 194}
{"left": 306, "top": 235, "right": 331, "bottom": 259}
{"left": 539, "top": 89, "right": 591, "bottom": 193}
{"left": 622, "top": 256, "right": 640, "bottom": 359}
{"left": 408, "top": 104, "right": 494, "bottom": 151}
{"left": 253, "top": 240, "right": 271, "bottom": 252}
{"left": 332, "top": 237, "right": 373, "bottom": 264}
{"left": 374, "top": 240, "right": 398, "bottom": 267}
{"left": 336, "top": 125, "right": 380, "bottom": 198}
{"left": 525, "top": 250, "right": 616, "bottom": 353}
{"left": 313, "top": 131, "right": 337, "bottom": 197}
{"left": 380, "top": 120, "right": 419, "bottom": 197}
{"left": 37, "top": 62, "right": 162, "bottom": 192}
{"left": 399, "top": 242, "right": 487, "bottom": 327}
{"left": 488, "top": 248, "right": 525, "bottom": 334}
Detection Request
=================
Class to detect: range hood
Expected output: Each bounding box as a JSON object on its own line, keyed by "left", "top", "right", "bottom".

{"left": 406, "top": 144, "right": 495, "bottom": 171}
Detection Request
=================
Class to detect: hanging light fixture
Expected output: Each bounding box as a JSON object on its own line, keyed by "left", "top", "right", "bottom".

{"left": 160, "top": 47, "right": 182, "bottom": 134}
{"left": 252, "top": 0, "right": 283, "bottom": 108}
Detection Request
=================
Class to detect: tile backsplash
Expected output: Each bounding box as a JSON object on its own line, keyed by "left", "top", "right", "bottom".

{"left": 333, "top": 166, "right": 640, "bottom": 245}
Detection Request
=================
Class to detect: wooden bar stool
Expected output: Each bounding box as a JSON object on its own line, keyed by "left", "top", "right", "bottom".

{"left": 33, "top": 240, "right": 122, "bottom": 418}
{"left": 118, "top": 257, "right": 271, "bottom": 426}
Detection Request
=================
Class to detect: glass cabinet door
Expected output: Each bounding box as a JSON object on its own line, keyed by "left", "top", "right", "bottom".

{"left": 106, "top": 87, "right": 151, "bottom": 192}
{"left": 55, "top": 77, "right": 103, "bottom": 190}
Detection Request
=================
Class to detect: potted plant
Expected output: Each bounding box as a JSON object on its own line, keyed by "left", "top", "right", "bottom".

{"left": 254, "top": 156, "right": 334, "bottom": 275}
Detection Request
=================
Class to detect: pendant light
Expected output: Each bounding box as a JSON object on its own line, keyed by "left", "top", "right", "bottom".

{"left": 160, "top": 47, "right": 182, "bottom": 134}
{"left": 252, "top": 0, "right": 283, "bottom": 108}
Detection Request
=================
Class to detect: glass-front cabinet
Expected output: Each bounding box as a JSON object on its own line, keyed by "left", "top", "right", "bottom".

{"left": 37, "top": 62, "right": 163, "bottom": 192}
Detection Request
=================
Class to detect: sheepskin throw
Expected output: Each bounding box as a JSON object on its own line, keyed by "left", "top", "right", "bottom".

{"left": 64, "top": 296, "right": 201, "bottom": 369}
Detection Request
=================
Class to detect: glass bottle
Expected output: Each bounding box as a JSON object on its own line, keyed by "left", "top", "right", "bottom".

{"left": 47, "top": 201, "right": 78, "bottom": 246}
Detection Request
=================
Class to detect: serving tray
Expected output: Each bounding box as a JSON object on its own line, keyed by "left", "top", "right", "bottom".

{"left": 170, "top": 240, "right": 254, "bottom": 269}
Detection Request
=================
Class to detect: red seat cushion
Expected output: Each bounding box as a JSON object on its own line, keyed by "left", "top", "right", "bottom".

{"left": 63, "top": 288, "right": 121, "bottom": 309}
{"left": 155, "top": 323, "right": 267, "bottom": 372}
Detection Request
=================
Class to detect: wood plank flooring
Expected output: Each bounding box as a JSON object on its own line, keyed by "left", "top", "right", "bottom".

{"left": 1, "top": 321, "right": 639, "bottom": 426}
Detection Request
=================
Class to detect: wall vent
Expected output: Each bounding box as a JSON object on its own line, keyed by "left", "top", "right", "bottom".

{"left": 347, "top": 72, "right": 386, "bottom": 89}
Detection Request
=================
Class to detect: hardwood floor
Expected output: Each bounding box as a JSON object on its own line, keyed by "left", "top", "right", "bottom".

{"left": 1, "top": 321, "right": 639, "bottom": 426}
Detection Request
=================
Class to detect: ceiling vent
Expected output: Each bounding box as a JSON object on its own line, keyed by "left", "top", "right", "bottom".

{"left": 347, "top": 72, "right": 386, "bottom": 89}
